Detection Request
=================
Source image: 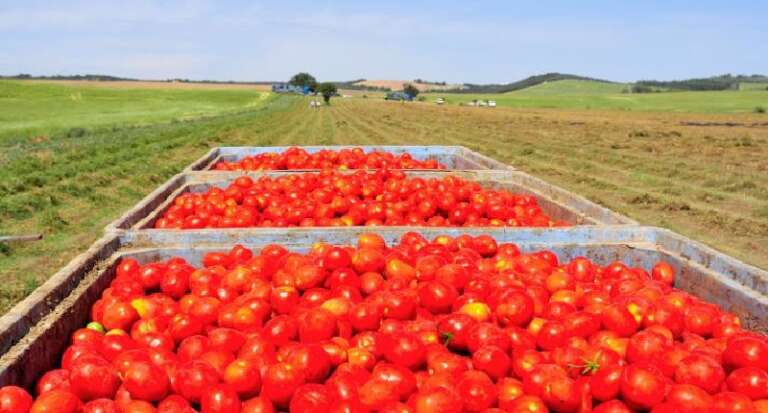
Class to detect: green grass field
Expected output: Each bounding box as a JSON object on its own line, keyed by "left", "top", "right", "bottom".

{"left": 426, "top": 80, "right": 768, "bottom": 113}
{"left": 1, "top": 81, "right": 767, "bottom": 314}
{"left": 0, "top": 80, "right": 269, "bottom": 145}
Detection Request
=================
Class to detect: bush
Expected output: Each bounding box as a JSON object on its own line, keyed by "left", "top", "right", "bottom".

{"left": 755, "top": 106, "right": 766, "bottom": 114}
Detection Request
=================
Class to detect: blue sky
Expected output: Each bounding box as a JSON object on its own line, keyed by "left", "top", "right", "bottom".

{"left": 1, "top": 0, "right": 766, "bottom": 83}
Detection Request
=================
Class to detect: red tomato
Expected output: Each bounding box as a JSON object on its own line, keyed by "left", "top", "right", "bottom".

{"left": 30, "top": 390, "right": 81, "bottom": 413}
{"left": 620, "top": 364, "right": 667, "bottom": 410}
{"left": 123, "top": 361, "right": 170, "bottom": 401}
{"left": 201, "top": 384, "right": 241, "bottom": 413}
{"left": 727, "top": 367, "right": 768, "bottom": 400}
{"left": 69, "top": 358, "right": 121, "bottom": 401}
{"left": 262, "top": 363, "right": 306, "bottom": 408}
{"left": 82, "top": 399, "right": 119, "bottom": 413}
{"left": 289, "top": 383, "right": 331, "bottom": 412}
{"left": 674, "top": 354, "right": 725, "bottom": 394}
{"left": 0, "top": 386, "right": 33, "bottom": 413}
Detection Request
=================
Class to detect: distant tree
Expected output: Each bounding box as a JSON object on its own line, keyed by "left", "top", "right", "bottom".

{"left": 289, "top": 72, "right": 318, "bottom": 91}
{"left": 631, "top": 84, "right": 655, "bottom": 94}
{"left": 403, "top": 83, "right": 420, "bottom": 98}
{"left": 318, "top": 82, "right": 338, "bottom": 104}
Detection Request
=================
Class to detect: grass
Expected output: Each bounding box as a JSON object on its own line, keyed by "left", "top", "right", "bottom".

{"left": 0, "top": 80, "right": 269, "bottom": 145}
{"left": 425, "top": 79, "right": 768, "bottom": 113}
{"left": 1, "top": 84, "right": 768, "bottom": 314}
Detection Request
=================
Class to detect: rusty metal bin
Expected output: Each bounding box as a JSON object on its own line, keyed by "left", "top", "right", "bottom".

{"left": 104, "top": 170, "right": 635, "bottom": 233}
{"left": 2, "top": 226, "right": 767, "bottom": 389}
{"left": 185, "top": 145, "right": 514, "bottom": 172}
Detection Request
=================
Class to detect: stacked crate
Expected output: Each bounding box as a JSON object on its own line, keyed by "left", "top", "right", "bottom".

{"left": 1, "top": 145, "right": 766, "bottom": 394}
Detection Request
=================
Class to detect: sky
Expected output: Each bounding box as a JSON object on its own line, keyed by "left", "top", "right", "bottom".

{"left": 1, "top": 0, "right": 766, "bottom": 84}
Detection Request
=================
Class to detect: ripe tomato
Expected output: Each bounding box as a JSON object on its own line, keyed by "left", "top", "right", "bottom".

{"left": 262, "top": 363, "right": 306, "bottom": 408}
{"left": 201, "top": 384, "right": 241, "bottom": 413}
{"left": 68, "top": 357, "right": 120, "bottom": 402}
{"left": 727, "top": 367, "right": 768, "bottom": 400}
{"left": 674, "top": 353, "right": 725, "bottom": 394}
{"left": 620, "top": 364, "right": 667, "bottom": 409}
{"left": 0, "top": 386, "right": 33, "bottom": 413}
{"left": 30, "top": 390, "right": 81, "bottom": 413}
{"left": 123, "top": 361, "right": 170, "bottom": 401}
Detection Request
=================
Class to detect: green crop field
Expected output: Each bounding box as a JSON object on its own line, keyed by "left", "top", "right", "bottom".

{"left": 0, "top": 80, "right": 270, "bottom": 145}
{"left": 1, "top": 83, "right": 767, "bottom": 314}
{"left": 425, "top": 80, "right": 768, "bottom": 113}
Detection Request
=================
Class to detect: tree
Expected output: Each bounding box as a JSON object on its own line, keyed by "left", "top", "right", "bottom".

{"left": 289, "top": 72, "right": 318, "bottom": 91}
{"left": 318, "top": 82, "right": 338, "bottom": 104}
{"left": 403, "top": 83, "right": 420, "bottom": 99}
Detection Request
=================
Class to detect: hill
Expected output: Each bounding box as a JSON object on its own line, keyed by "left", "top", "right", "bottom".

{"left": 512, "top": 79, "right": 628, "bottom": 95}
{"left": 457, "top": 73, "right": 616, "bottom": 94}
{"left": 344, "top": 79, "right": 463, "bottom": 92}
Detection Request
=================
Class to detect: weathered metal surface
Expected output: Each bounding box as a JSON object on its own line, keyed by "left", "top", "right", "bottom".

{"left": 2, "top": 226, "right": 767, "bottom": 389}
{"left": 184, "top": 145, "right": 514, "bottom": 172}
{"left": 105, "top": 170, "right": 635, "bottom": 232}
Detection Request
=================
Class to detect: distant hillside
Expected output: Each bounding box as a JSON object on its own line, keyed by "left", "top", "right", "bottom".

{"left": 513, "top": 79, "right": 628, "bottom": 95}
{"left": 456, "top": 73, "right": 616, "bottom": 94}
{"left": 636, "top": 74, "right": 768, "bottom": 91}
{"left": 342, "top": 79, "right": 463, "bottom": 92}
{"left": 2, "top": 73, "right": 135, "bottom": 81}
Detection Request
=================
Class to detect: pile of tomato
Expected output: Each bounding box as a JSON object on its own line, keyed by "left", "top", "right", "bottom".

{"left": 2, "top": 232, "right": 768, "bottom": 413}
{"left": 212, "top": 148, "right": 445, "bottom": 171}
{"left": 154, "top": 170, "right": 564, "bottom": 229}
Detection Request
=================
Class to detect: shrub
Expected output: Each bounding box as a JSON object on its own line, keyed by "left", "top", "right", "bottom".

{"left": 755, "top": 106, "right": 766, "bottom": 114}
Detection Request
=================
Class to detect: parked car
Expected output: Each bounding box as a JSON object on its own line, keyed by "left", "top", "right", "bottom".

{"left": 488, "top": 100, "right": 497, "bottom": 107}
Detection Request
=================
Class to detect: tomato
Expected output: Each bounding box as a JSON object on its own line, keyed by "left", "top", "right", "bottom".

{"left": 728, "top": 367, "right": 768, "bottom": 400}
{"left": 665, "top": 384, "right": 712, "bottom": 412}
{"left": 724, "top": 336, "right": 768, "bottom": 371}
{"left": 122, "top": 361, "right": 169, "bottom": 401}
{"left": 289, "top": 383, "right": 331, "bottom": 412}
{"left": 69, "top": 358, "right": 121, "bottom": 401}
{"left": 472, "top": 345, "right": 510, "bottom": 381}
{"left": 30, "top": 390, "right": 81, "bottom": 413}
{"left": 383, "top": 333, "right": 426, "bottom": 370}
{"left": 620, "top": 364, "right": 667, "bottom": 410}
{"left": 82, "top": 398, "right": 120, "bottom": 413}
{"left": 674, "top": 353, "right": 725, "bottom": 394}
{"left": 418, "top": 281, "right": 458, "bottom": 314}
{"left": 504, "top": 395, "right": 548, "bottom": 413}
{"left": 298, "top": 308, "right": 337, "bottom": 343}
{"left": 410, "top": 387, "right": 462, "bottom": 413}
{"left": 590, "top": 364, "right": 624, "bottom": 402}
{"left": 651, "top": 261, "right": 676, "bottom": 285}
{"left": 457, "top": 371, "right": 497, "bottom": 412}
{"left": 0, "top": 386, "right": 33, "bottom": 413}
{"left": 242, "top": 397, "right": 276, "bottom": 413}
{"left": 436, "top": 313, "right": 476, "bottom": 352}
{"left": 173, "top": 361, "right": 219, "bottom": 403}
{"left": 600, "top": 306, "right": 639, "bottom": 338}
{"left": 200, "top": 384, "right": 241, "bottom": 413}
{"left": 711, "top": 391, "right": 757, "bottom": 413}
{"left": 262, "top": 363, "right": 306, "bottom": 408}
{"left": 495, "top": 291, "right": 535, "bottom": 327}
